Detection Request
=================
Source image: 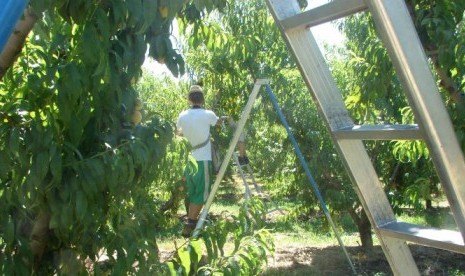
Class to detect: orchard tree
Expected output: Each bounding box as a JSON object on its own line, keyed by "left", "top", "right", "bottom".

{"left": 0, "top": 0, "right": 227, "bottom": 274}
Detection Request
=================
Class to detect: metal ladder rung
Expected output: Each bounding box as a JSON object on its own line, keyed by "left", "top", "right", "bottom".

{"left": 333, "top": 124, "right": 422, "bottom": 140}
{"left": 378, "top": 221, "right": 465, "bottom": 254}
{"left": 280, "top": 0, "right": 367, "bottom": 31}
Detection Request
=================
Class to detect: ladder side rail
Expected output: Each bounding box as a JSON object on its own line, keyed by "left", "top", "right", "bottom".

{"left": 266, "top": 1, "right": 420, "bottom": 274}
{"left": 193, "top": 79, "right": 269, "bottom": 237}
{"left": 244, "top": 164, "right": 261, "bottom": 193}
{"left": 367, "top": 0, "right": 465, "bottom": 239}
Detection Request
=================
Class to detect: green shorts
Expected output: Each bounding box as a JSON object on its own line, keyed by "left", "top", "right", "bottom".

{"left": 184, "top": 160, "right": 213, "bottom": 204}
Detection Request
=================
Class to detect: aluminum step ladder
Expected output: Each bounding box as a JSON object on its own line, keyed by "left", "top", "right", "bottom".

{"left": 266, "top": 0, "right": 465, "bottom": 275}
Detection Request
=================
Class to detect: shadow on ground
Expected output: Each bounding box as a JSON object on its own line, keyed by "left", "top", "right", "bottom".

{"left": 263, "top": 244, "right": 465, "bottom": 276}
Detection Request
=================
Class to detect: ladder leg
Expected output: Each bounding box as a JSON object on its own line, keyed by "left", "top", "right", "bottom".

{"left": 245, "top": 164, "right": 262, "bottom": 193}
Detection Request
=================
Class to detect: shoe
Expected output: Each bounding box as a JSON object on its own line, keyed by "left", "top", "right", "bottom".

{"left": 238, "top": 156, "right": 249, "bottom": 165}
{"left": 181, "top": 222, "right": 196, "bottom": 238}
{"left": 238, "top": 157, "right": 244, "bottom": 165}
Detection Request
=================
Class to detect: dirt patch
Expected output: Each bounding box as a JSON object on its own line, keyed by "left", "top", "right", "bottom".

{"left": 263, "top": 244, "right": 465, "bottom": 275}
{"left": 159, "top": 238, "right": 465, "bottom": 275}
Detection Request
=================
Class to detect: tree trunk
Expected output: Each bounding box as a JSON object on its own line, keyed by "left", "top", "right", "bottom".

{"left": 348, "top": 207, "right": 374, "bottom": 250}
{"left": 0, "top": 6, "right": 37, "bottom": 79}
{"left": 426, "top": 199, "right": 432, "bottom": 209}
{"left": 30, "top": 210, "right": 51, "bottom": 271}
{"left": 358, "top": 210, "right": 373, "bottom": 250}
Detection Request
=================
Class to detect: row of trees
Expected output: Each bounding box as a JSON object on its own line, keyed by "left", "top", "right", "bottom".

{"left": 1, "top": 0, "right": 464, "bottom": 273}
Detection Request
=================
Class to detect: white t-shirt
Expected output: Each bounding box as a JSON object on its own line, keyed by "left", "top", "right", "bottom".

{"left": 177, "top": 108, "right": 219, "bottom": 161}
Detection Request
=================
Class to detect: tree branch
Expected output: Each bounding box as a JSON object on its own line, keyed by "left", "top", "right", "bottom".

{"left": 428, "top": 50, "right": 465, "bottom": 109}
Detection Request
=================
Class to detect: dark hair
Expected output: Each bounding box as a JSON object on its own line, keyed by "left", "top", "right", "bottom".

{"left": 189, "top": 92, "right": 204, "bottom": 105}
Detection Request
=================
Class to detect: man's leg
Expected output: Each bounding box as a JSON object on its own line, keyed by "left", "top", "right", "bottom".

{"left": 182, "top": 204, "right": 203, "bottom": 238}
{"left": 182, "top": 161, "right": 212, "bottom": 237}
{"left": 238, "top": 141, "right": 246, "bottom": 157}
{"left": 237, "top": 140, "right": 249, "bottom": 165}
{"left": 188, "top": 204, "right": 203, "bottom": 220}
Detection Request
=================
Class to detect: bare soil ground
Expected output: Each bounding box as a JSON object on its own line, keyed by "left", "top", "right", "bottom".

{"left": 159, "top": 240, "right": 465, "bottom": 275}
{"left": 263, "top": 243, "right": 465, "bottom": 275}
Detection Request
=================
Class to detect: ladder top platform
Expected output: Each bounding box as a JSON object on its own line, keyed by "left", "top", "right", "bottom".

{"left": 279, "top": 0, "right": 367, "bottom": 30}
{"left": 333, "top": 124, "right": 422, "bottom": 140}
{"left": 379, "top": 221, "right": 465, "bottom": 254}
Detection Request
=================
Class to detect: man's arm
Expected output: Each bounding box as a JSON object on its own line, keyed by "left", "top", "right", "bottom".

{"left": 215, "top": 117, "right": 222, "bottom": 127}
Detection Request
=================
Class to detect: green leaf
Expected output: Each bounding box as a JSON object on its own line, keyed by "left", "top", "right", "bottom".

{"left": 110, "top": 0, "right": 125, "bottom": 27}
{"left": 68, "top": 114, "right": 83, "bottom": 145}
{"left": 177, "top": 246, "right": 191, "bottom": 275}
{"left": 88, "top": 158, "right": 105, "bottom": 188}
{"left": 187, "top": 240, "right": 202, "bottom": 272}
{"left": 30, "top": 0, "right": 53, "bottom": 13}
{"left": 80, "top": 25, "right": 100, "bottom": 65}
{"left": 166, "top": 261, "right": 178, "bottom": 276}
{"left": 32, "top": 151, "right": 49, "bottom": 183}
{"left": 60, "top": 204, "right": 74, "bottom": 229}
{"left": 127, "top": 0, "right": 143, "bottom": 29}
{"left": 228, "top": 257, "right": 241, "bottom": 275}
{"left": 80, "top": 164, "right": 98, "bottom": 199}
{"left": 49, "top": 144, "right": 62, "bottom": 182}
{"left": 9, "top": 127, "right": 20, "bottom": 156}
{"left": 134, "top": 34, "right": 148, "bottom": 67}
{"left": 202, "top": 232, "right": 216, "bottom": 262}
{"left": 0, "top": 150, "right": 10, "bottom": 179}
{"left": 238, "top": 253, "right": 255, "bottom": 270}
{"left": 5, "top": 215, "right": 15, "bottom": 247}
{"left": 141, "top": 0, "right": 158, "bottom": 34}
{"left": 57, "top": 89, "right": 72, "bottom": 124}
{"left": 95, "top": 8, "right": 111, "bottom": 39}
{"left": 75, "top": 191, "right": 88, "bottom": 221}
